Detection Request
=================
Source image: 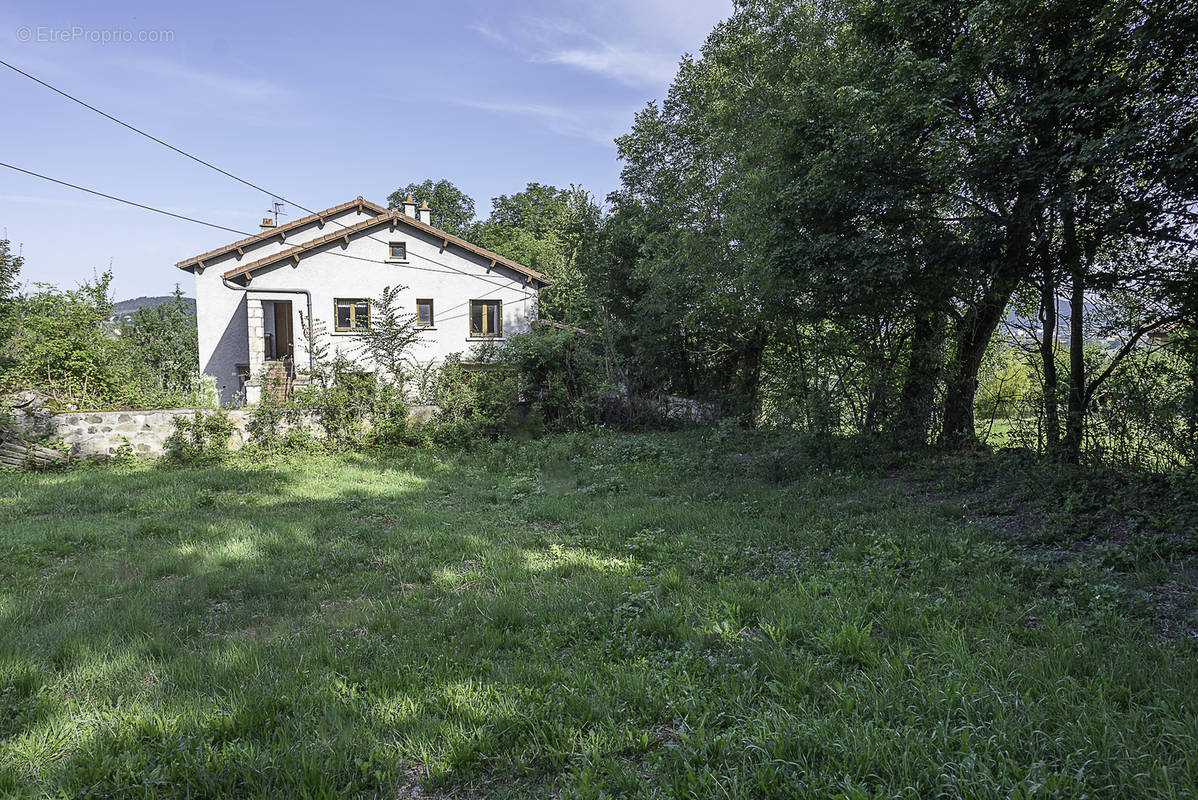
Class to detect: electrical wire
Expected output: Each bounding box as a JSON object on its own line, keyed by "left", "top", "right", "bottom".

{"left": 0, "top": 57, "right": 310, "bottom": 214}
{"left": 0, "top": 161, "right": 254, "bottom": 236}
{"left": 0, "top": 155, "right": 536, "bottom": 303}
{"left": 1, "top": 59, "right": 540, "bottom": 301}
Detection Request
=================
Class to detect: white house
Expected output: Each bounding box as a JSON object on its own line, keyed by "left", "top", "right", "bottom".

{"left": 176, "top": 197, "right": 548, "bottom": 405}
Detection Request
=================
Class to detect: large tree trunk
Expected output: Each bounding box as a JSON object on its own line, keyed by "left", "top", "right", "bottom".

{"left": 1040, "top": 257, "right": 1061, "bottom": 457}
{"left": 735, "top": 327, "right": 770, "bottom": 424}
{"left": 1064, "top": 283, "right": 1086, "bottom": 463}
{"left": 895, "top": 306, "right": 947, "bottom": 445}
{"left": 940, "top": 274, "right": 1022, "bottom": 447}
{"left": 1062, "top": 203, "right": 1086, "bottom": 464}
{"left": 940, "top": 191, "right": 1039, "bottom": 448}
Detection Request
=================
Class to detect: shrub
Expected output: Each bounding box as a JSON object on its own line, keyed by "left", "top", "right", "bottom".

{"left": 164, "top": 410, "right": 235, "bottom": 464}
{"left": 423, "top": 354, "right": 518, "bottom": 443}
{"left": 501, "top": 328, "right": 610, "bottom": 429}
{"left": 366, "top": 380, "right": 410, "bottom": 447}
{"left": 247, "top": 368, "right": 410, "bottom": 452}
{"left": 245, "top": 392, "right": 296, "bottom": 449}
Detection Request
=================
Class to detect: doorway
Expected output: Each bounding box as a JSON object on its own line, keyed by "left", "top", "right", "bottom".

{"left": 261, "top": 300, "right": 295, "bottom": 400}
{"left": 264, "top": 300, "right": 294, "bottom": 374}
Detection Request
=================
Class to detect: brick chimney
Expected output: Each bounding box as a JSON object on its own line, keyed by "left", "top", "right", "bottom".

{"left": 417, "top": 199, "right": 432, "bottom": 225}
{"left": 259, "top": 217, "right": 276, "bottom": 231}
{"left": 401, "top": 193, "right": 417, "bottom": 218}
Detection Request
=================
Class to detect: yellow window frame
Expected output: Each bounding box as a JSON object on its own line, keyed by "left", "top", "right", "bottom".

{"left": 469, "top": 299, "right": 502, "bottom": 337}
{"left": 334, "top": 298, "right": 371, "bottom": 332}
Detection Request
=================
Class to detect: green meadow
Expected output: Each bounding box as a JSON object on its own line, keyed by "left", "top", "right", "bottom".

{"left": 2, "top": 431, "right": 1195, "bottom": 798}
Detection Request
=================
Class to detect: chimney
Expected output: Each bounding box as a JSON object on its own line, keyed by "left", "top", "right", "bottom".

{"left": 401, "top": 193, "right": 417, "bottom": 218}
{"left": 259, "top": 217, "right": 276, "bottom": 231}
{"left": 417, "top": 199, "right": 432, "bottom": 225}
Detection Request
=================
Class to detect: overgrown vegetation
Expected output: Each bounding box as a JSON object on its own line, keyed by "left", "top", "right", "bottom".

{"left": 0, "top": 251, "right": 205, "bottom": 412}
{"left": 1, "top": 430, "right": 1195, "bottom": 797}
{"left": 582, "top": 0, "right": 1198, "bottom": 466}
{"left": 368, "top": 0, "right": 1198, "bottom": 471}
{"left": 163, "top": 410, "right": 235, "bottom": 465}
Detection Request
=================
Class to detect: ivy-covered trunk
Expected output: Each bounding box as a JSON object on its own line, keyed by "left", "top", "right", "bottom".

{"left": 734, "top": 326, "right": 770, "bottom": 425}
{"left": 895, "top": 306, "right": 947, "bottom": 445}
{"left": 1039, "top": 254, "right": 1062, "bottom": 457}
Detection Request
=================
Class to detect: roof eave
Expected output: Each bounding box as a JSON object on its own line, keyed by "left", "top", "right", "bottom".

{"left": 219, "top": 211, "right": 549, "bottom": 286}
{"left": 175, "top": 197, "right": 388, "bottom": 269}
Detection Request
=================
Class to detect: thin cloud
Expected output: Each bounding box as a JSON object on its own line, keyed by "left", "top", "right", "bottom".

{"left": 537, "top": 46, "right": 678, "bottom": 88}
{"left": 470, "top": 23, "right": 509, "bottom": 46}
{"left": 456, "top": 99, "right": 627, "bottom": 146}
{"left": 476, "top": 1, "right": 731, "bottom": 89}
{"left": 114, "top": 58, "right": 292, "bottom": 102}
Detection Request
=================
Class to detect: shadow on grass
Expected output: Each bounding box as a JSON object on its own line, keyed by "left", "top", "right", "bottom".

{"left": 0, "top": 455, "right": 668, "bottom": 797}
{"left": 2, "top": 443, "right": 1198, "bottom": 798}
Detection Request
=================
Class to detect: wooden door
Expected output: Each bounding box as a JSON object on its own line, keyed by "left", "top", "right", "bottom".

{"left": 273, "top": 301, "right": 294, "bottom": 372}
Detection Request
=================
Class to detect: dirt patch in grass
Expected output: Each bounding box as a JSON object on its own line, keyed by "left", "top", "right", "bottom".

{"left": 888, "top": 451, "right": 1198, "bottom": 641}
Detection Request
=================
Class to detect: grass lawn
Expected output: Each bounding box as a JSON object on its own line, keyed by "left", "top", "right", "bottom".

{"left": 1, "top": 430, "right": 1196, "bottom": 798}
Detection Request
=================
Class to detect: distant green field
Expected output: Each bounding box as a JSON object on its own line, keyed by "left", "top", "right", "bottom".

{"left": 2, "top": 432, "right": 1196, "bottom": 798}
{"left": 977, "top": 416, "right": 1022, "bottom": 447}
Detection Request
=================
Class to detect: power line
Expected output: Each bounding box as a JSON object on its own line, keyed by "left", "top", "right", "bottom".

{"left": 0, "top": 161, "right": 254, "bottom": 236}
{"left": 0, "top": 57, "right": 310, "bottom": 214}
{"left": 1, "top": 58, "right": 541, "bottom": 299}
{"left": 1, "top": 156, "right": 535, "bottom": 302}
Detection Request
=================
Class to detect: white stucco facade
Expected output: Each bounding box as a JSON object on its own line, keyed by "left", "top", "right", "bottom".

{"left": 181, "top": 199, "right": 544, "bottom": 405}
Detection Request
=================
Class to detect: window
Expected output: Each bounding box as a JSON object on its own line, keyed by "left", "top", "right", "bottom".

{"left": 334, "top": 298, "right": 370, "bottom": 331}
{"left": 388, "top": 241, "right": 407, "bottom": 261}
{"left": 416, "top": 298, "right": 434, "bottom": 327}
{"left": 469, "top": 299, "right": 502, "bottom": 337}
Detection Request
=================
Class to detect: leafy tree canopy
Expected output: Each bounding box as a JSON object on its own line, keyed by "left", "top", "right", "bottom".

{"left": 473, "top": 184, "right": 603, "bottom": 326}
{"left": 387, "top": 178, "right": 476, "bottom": 237}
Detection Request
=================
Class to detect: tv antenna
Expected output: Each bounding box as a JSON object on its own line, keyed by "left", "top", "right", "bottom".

{"left": 268, "top": 200, "right": 287, "bottom": 225}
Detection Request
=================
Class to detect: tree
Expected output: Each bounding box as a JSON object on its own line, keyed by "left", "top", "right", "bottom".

{"left": 855, "top": 0, "right": 1198, "bottom": 453}
{"left": 351, "top": 285, "right": 426, "bottom": 387}
{"left": 123, "top": 286, "right": 199, "bottom": 397}
{"left": 387, "top": 179, "right": 476, "bottom": 237}
{"left": 473, "top": 183, "right": 603, "bottom": 326}
{"left": 608, "top": 0, "right": 1198, "bottom": 449}
{"left": 0, "top": 238, "right": 22, "bottom": 362}
{"left": 2, "top": 271, "right": 126, "bottom": 407}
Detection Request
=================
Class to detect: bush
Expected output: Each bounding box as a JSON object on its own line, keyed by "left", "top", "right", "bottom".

{"left": 0, "top": 269, "right": 203, "bottom": 411}
{"left": 246, "top": 369, "right": 410, "bottom": 452}
{"left": 164, "top": 410, "right": 235, "bottom": 464}
{"left": 422, "top": 354, "right": 518, "bottom": 444}
{"left": 245, "top": 393, "right": 296, "bottom": 448}
{"left": 502, "top": 329, "right": 610, "bottom": 429}
{"left": 366, "top": 380, "right": 410, "bottom": 447}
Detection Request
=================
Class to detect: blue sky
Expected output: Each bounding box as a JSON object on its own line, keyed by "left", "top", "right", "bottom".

{"left": 0, "top": 0, "right": 730, "bottom": 299}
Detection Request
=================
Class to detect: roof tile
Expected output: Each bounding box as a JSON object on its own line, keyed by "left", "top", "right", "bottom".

{"left": 176, "top": 197, "right": 387, "bottom": 269}
{"left": 219, "top": 207, "right": 549, "bottom": 285}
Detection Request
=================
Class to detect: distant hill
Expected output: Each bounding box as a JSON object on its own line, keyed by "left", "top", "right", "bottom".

{"left": 109, "top": 295, "right": 195, "bottom": 321}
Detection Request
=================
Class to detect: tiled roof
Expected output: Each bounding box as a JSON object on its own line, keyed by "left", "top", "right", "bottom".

{"left": 220, "top": 208, "right": 549, "bottom": 286}
{"left": 176, "top": 197, "right": 388, "bottom": 269}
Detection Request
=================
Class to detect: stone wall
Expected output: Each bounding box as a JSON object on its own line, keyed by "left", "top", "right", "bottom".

{"left": 7, "top": 408, "right": 252, "bottom": 458}
{"left": 6, "top": 405, "right": 441, "bottom": 459}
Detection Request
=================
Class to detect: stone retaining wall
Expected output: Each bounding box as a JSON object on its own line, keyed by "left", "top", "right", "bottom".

{"left": 7, "top": 405, "right": 440, "bottom": 459}
{"left": 8, "top": 408, "right": 253, "bottom": 458}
